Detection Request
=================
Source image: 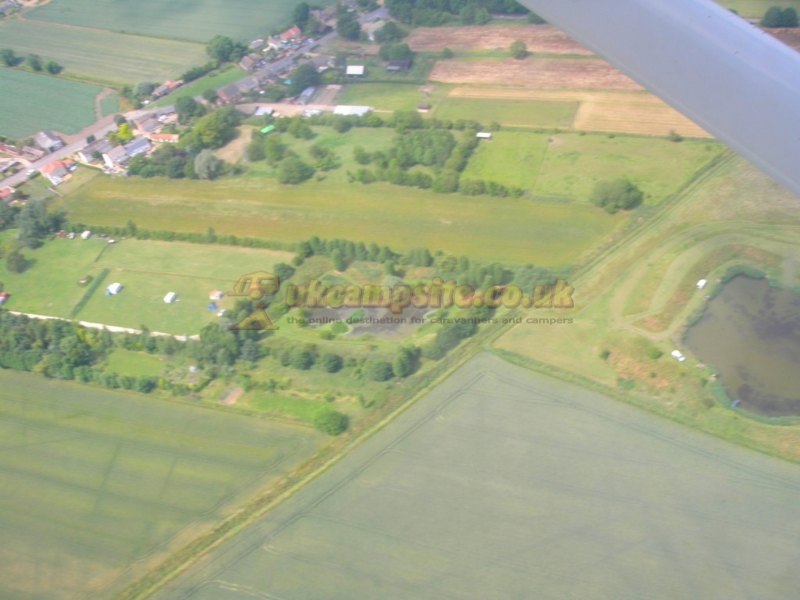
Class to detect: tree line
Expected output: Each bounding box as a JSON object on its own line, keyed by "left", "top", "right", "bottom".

{"left": 385, "top": 0, "right": 528, "bottom": 26}
{"left": 0, "top": 48, "right": 63, "bottom": 74}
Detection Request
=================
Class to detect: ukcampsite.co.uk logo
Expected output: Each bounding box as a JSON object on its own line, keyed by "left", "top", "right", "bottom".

{"left": 227, "top": 272, "right": 575, "bottom": 331}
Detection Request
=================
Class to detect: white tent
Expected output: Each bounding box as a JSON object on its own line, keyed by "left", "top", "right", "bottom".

{"left": 107, "top": 282, "right": 122, "bottom": 295}
{"left": 164, "top": 292, "right": 177, "bottom": 303}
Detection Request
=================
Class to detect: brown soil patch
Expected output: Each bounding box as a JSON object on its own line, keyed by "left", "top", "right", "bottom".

{"left": 222, "top": 387, "right": 244, "bottom": 405}
{"left": 406, "top": 24, "right": 592, "bottom": 55}
{"left": 767, "top": 27, "right": 800, "bottom": 51}
{"left": 215, "top": 126, "right": 253, "bottom": 163}
{"left": 448, "top": 87, "right": 711, "bottom": 137}
{"left": 429, "top": 58, "right": 641, "bottom": 90}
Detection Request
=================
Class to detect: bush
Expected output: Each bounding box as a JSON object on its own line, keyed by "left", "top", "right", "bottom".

{"left": 510, "top": 40, "right": 528, "bottom": 59}
{"left": 290, "top": 347, "right": 315, "bottom": 370}
{"left": 647, "top": 347, "right": 663, "bottom": 360}
{"left": 318, "top": 352, "right": 343, "bottom": 373}
{"left": 278, "top": 157, "right": 315, "bottom": 184}
{"left": 365, "top": 358, "right": 394, "bottom": 381}
{"left": 590, "top": 179, "right": 644, "bottom": 213}
{"left": 313, "top": 410, "right": 348, "bottom": 435}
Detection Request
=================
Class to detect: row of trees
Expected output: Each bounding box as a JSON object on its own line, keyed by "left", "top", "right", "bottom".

{"left": 386, "top": 0, "right": 528, "bottom": 26}
{"left": 268, "top": 343, "right": 419, "bottom": 382}
{"left": 761, "top": 6, "right": 799, "bottom": 27}
{"left": 0, "top": 48, "right": 63, "bottom": 74}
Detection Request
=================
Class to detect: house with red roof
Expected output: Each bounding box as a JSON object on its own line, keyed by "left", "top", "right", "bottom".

{"left": 40, "top": 159, "right": 75, "bottom": 186}
{"left": 280, "top": 25, "right": 302, "bottom": 41}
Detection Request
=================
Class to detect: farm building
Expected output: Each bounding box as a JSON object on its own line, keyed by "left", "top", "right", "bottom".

{"left": 255, "top": 106, "right": 274, "bottom": 117}
{"left": 77, "top": 138, "right": 113, "bottom": 163}
{"left": 218, "top": 84, "right": 242, "bottom": 104}
{"left": 106, "top": 282, "right": 123, "bottom": 295}
{"left": 334, "top": 105, "right": 372, "bottom": 117}
{"left": 476, "top": 132, "right": 493, "bottom": 140}
{"left": 387, "top": 59, "right": 412, "bottom": 72}
{"left": 0, "top": 0, "right": 20, "bottom": 16}
{"left": 123, "top": 137, "right": 152, "bottom": 158}
{"left": 239, "top": 54, "right": 264, "bottom": 72}
{"left": 164, "top": 292, "right": 177, "bottom": 304}
{"left": 133, "top": 116, "right": 161, "bottom": 134}
{"left": 146, "top": 133, "right": 179, "bottom": 144}
{"left": 103, "top": 145, "right": 129, "bottom": 169}
{"left": 296, "top": 86, "right": 316, "bottom": 105}
{"left": 40, "top": 159, "right": 75, "bottom": 186}
{"left": 346, "top": 65, "right": 365, "bottom": 77}
{"left": 152, "top": 80, "right": 181, "bottom": 98}
{"left": 280, "top": 25, "right": 302, "bottom": 42}
{"left": 35, "top": 131, "right": 64, "bottom": 153}
{"left": 21, "top": 146, "right": 45, "bottom": 161}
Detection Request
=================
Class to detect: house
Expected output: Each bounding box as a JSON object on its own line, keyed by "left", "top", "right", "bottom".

{"left": 248, "top": 38, "right": 265, "bottom": 50}
{"left": 40, "top": 159, "right": 74, "bottom": 185}
{"left": 0, "top": 186, "right": 14, "bottom": 202}
{"left": 254, "top": 106, "right": 274, "bottom": 117}
{"left": 218, "top": 83, "right": 242, "bottom": 104}
{"left": 476, "top": 132, "right": 493, "bottom": 140}
{"left": 151, "top": 105, "right": 176, "bottom": 120}
{"left": 77, "top": 138, "right": 113, "bottom": 163}
{"left": 103, "top": 145, "right": 129, "bottom": 169}
{"left": 106, "top": 282, "right": 123, "bottom": 295}
{"left": 152, "top": 80, "right": 181, "bottom": 98}
{"left": 334, "top": 105, "right": 372, "bottom": 117}
{"left": 237, "top": 75, "right": 261, "bottom": 94}
{"left": 35, "top": 131, "right": 65, "bottom": 153}
{"left": 346, "top": 65, "right": 365, "bottom": 77}
{"left": 21, "top": 146, "right": 45, "bottom": 161}
{"left": 133, "top": 116, "right": 161, "bottom": 134}
{"left": 387, "top": 59, "right": 412, "bottom": 72}
{"left": 0, "top": 291, "right": 10, "bottom": 306}
{"left": 239, "top": 53, "right": 263, "bottom": 72}
{"left": 164, "top": 292, "right": 177, "bottom": 304}
{"left": 280, "top": 25, "right": 302, "bottom": 42}
{"left": 296, "top": 86, "right": 316, "bottom": 105}
{"left": 123, "top": 137, "right": 152, "bottom": 158}
{"left": 146, "top": 133, "right": 179, "bottom": 144}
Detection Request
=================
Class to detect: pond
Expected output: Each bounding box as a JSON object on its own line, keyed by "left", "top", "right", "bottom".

{"left": 684, "top": 275, "right": 800, "bottom": 417}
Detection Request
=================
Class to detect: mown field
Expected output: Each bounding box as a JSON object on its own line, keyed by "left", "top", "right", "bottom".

{"left": 153, "top": 353, "right": 800, "bottom": 600}
{"left": 0, "top": 235, "right": 293, "bottom": 334}
{"left": 462, "top": 131, "right": 550, "bottom": 189}
{"left": 337, "top": 83, "right": 451, "bottom": 112}
{"left": 434, "top": 97, "right": 579, "bottom": 128}
{"left": 0, "top": 68, "right": 100, "bottom": 137}
{"left": 0, "top": 369, "right": 322, "bottom": 600}
{"left": 153, "top": 65, "right": 245, "bottom": 107}
{"left": 0, "top": 19, "right": 206, "bottom": 86}
{"left": 62, "top": 174, "right": 620, "bottom": 267}
{"left": 715, "top": 0, "right": 800, "bottom": 17}
{"left": 532, "top": 134, "right": 723, "bottom": 203}
{"left": 26, "top": 0, "right": 329, "bottom": 42}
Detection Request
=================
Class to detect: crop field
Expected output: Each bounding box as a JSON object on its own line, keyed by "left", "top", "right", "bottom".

{"left": 63, "top": 175, "right": 620, "bottom": 267}
{"left": 27, "top": 0, "right": 330, "bottom": 42}
{"left": 715, "top": 0, "right": 800, "bottom": 17}
{"left": 434, "top": 97, "right": 578, "bottom": 128}
{"left": 448, "top": 87, "right": 713, "bottom": 137}
{"left": 0, "top": 19, "right": 206, "bottom": 86}
{"left": 0, "top": 369, "right": 322, "bottom": 600}
{"left": 532, "top": 134, "right": 723, "bottom": 203}
{"left": 153, "top": 353, "right": 800, "bottom": 600}
{"left": 406, "top": 24, "right": 592, "bottom": 55}
{"left": 0, "top": 236, "right": 293, "bottom": 334}
{"left": 429, "top": 57, "right": 642, "bottom": 89}
{"left": 0, "top": 68, "right": 100, "bottom": 137}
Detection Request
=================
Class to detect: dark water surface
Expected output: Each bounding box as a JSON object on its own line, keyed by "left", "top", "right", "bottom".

{"left": 685, "top": 276, "right": 800, "bottom": 417}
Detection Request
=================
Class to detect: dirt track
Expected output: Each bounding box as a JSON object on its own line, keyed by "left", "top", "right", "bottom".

{"left": 429, "top": 57, "right": 641, "bottom": 90}
{"left": 406, "top": 24, "right": 592, "bottom": 55}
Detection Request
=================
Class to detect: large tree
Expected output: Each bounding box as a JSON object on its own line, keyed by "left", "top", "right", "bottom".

{"left": 206, "top": 35, "right": 246, "bottom": 63}
{"left": 337, "top": 12, "right": 361, "bottom": 40}
{"left": 590, "top": 179, "right": 644, "bottom": 213}
{"left": 278, "top": 157, "right": 314, "bottom": 184}
{"left": 294, "top": 1, "right": 311, "bottom": 30}
{"left": 290, "top": 63, "right": 321, "bottom": 96}
{"left": 194, "top": 150, "right": 223, "bottom": 180}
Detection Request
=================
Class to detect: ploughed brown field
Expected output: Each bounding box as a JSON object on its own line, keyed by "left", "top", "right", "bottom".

{"left": 406, "top": 24, "right": 592, "bottom": 55}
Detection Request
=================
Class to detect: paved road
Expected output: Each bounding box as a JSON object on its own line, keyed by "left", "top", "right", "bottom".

{"left": 0, "top": 6, "right": 390, "bottom": 191}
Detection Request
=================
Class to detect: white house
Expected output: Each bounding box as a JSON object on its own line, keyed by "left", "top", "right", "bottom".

{"left": 333, "top": 105, "right": 372, "bottom": 117}
{"left": 164, "top": 292, "right": 177, "bottom": 304}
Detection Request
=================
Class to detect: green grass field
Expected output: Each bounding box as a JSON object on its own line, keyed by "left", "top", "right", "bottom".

{"left": 154, "top": 353, "right": 800, "bottom": 600}
{"left": 63, "top": 174, "right": 621, "bottom": 267}
{"left": 462, "top": 131, "right": 550, "bottom": 189}
{"left": 0, "top": 19, "right": 207, "bottom": 86}
{"left": 103, "top": 348, "right": 171, "bottom": 377}
{"left": 533, "top": 134, "right": 724, "bottom": 203}
{"left": 0, "top": 235, "right": 293, "bottom": 334}
{"left": 99, "top": 92, "right": 120, "bottom": 117}
{"left": 27, "top": 0, "right": 331, "bottom": 42}
{"left": 153, "top": 65, "right": 246, "bottom": 107}
{"left": 434, "top": 98, "right": 579, "bottom": 129}
{"left": 715, "top": 0, "right": 800, "bottom": 17}
{"left": 337, "top": 83, "right": 450, "bottom": 112}
{"left": 0, "top": 369, "right": 322, "bottom": 600}
{"left": 0, "top": 68, "right": 100, "bottom": 137}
